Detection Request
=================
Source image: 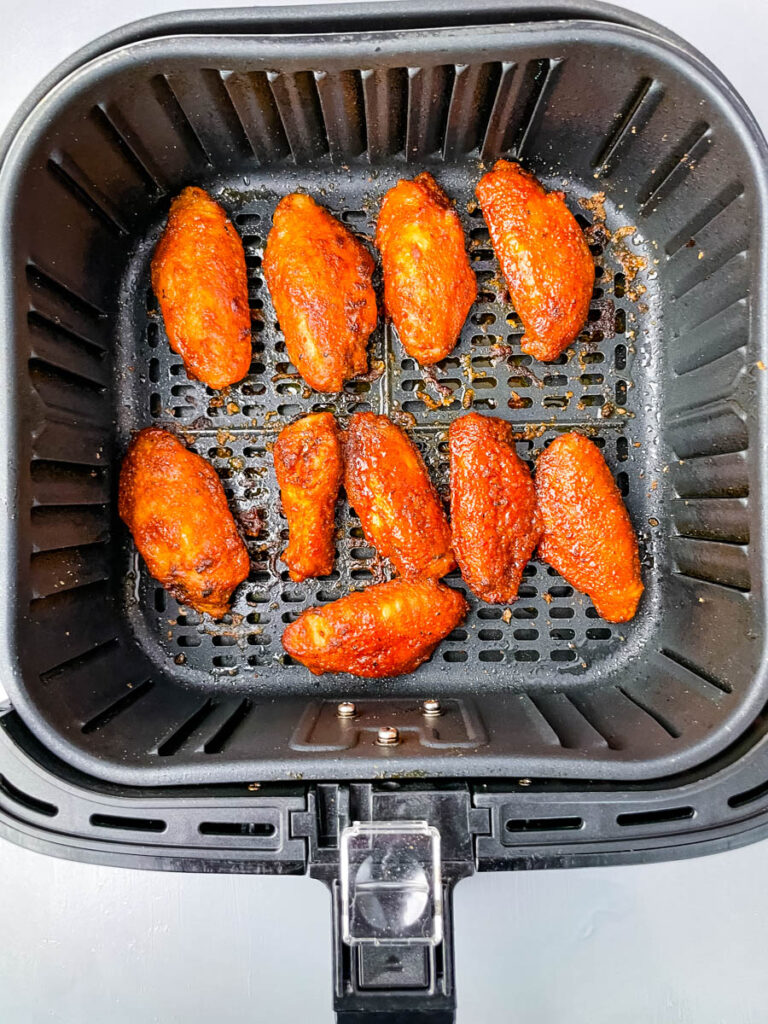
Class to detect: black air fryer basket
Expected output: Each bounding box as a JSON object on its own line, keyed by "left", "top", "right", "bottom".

{"left": 1, "top": 2, "right": 767, "bottom": 1020}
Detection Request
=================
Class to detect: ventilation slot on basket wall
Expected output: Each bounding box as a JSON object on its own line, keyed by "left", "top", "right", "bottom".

{"left": 505, "top": 816, "right": 583, "bottom": 832}
{"left": 199, "top": 821, "right": 276, "bottom": 837}
{"left": 90, "top": 812, "right": 166, "bottom": 832}
{"left": 616, "top": 806, "right": 694, "bottom": 827}
{"left": 591, "top": 77, "right": 662, "bottom": 178}
{"left": 728, "top": 780, "right": 768, "bottom": 809}
{"left": 0, "top": 774, "right": 58, "bottom": 817}
{"left": 81, "top": 680, "right": 155, "bottom": 734}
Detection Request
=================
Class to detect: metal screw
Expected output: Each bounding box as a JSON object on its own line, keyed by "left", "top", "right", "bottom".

{"left": 337, "top": 701, "right": 357, "bottom": 718}
{"left": 377, "top": 725, "right": 400, "bottom": 746}
{"left": 422, "top": 698, "right": 442, "bottom": 717}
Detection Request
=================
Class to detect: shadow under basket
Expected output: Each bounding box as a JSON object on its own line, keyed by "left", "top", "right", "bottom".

{"left": 1, "top": 8, "right": 766, "bottom": 791}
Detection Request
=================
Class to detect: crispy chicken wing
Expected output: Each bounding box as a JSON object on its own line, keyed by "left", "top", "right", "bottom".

{"left": 263, "top": 194, "right": 377, "bottom": 392}
{"left": 343, "top": 413, "right": 455, "bottom": 579}
{"left": 119, "top": 427, "right": 249, "bottom": 618}
{"left": 282, "top": 578, "right": 467, "bottom": 677}
{"left": 376, "top": 172, "right": 476, "bottom": 365}
{"left": 535, "top": 432, "right": 643, "bottom": 622}
{"left": 274, "top": 412, "right": 343, "bottom": 582}
{"left": 449, "top": 413, "right": 541, "bottom": 603}
{"left": 476, "top": 160, "right": 594, "bottom": 362}
{"left": 151, "top": 186, "right": 251, "bottom": 389}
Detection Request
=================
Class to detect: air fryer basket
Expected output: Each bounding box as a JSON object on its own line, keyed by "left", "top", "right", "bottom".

{"left": 1, "top": 14, "right": 765, "bottom": 787}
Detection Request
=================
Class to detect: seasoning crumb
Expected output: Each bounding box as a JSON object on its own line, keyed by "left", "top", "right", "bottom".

{"left": 698, "top": 250, "right": 704, "bottom": 260}
{"left": 757, "top": 361, "right": 766, "bottom": 371}
{"left": 502, "top": 608, "right": 512, "bottom": 624}
{"left": 543, "top": 592, "right": 553, "bottom": 604}
{"left": 650, "top": 480, "right": 658, "bottom": 491}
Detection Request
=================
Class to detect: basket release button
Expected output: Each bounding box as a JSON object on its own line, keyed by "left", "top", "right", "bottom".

{"left": 339, "top": 820, "right": 442, "bottom": 947}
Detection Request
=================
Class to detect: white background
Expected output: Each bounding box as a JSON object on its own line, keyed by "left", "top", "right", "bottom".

{"left": 1, "top": 2, "right": 767, "bottom": 1022}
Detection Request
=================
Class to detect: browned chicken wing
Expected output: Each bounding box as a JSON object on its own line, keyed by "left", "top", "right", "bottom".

{"left": 476, "top": 160, "right": 594, "bottom": 362}
{"left": 282, "top": 578, "right": 468, "bottom": 677}
{"left": 274, "top": 412, "right": 343, "bottom": 582}
{"left": 376, "top": 172, "right": 476, "bottom": 364}
{"left": 450, "top": 413, "right": 541, "bottom": 603}
{"left": 151, "top": 186, "right": 251, "bottom": 389}
{"left": 263, "top": 194, "right": 378, "bottom": 392}
{"left": 343, "top": 413, "right": 455, "bottom": 579}
{"left": 119, "top": 427, "right": 249, "bottom": 618}
{"left": 535, "top": 432, "right": 643, "bottom": 622}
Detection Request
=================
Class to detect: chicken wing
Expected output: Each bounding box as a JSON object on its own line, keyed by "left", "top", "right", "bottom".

{"left": 263, "top": 194, "right": 377, "bottom": 392}
{"left": 282, "top": 578, "right": 467, "bottom": 677}
{"left": 535, "top": 432, "right": 643, "bottom": 622}
{"left": 343, "top": 413, "right": 455, "bottom": 579}
{"left": 151, "top": 186, "right": 251, "bottom": 389}
{"left": 376, "top": 172, "right": 476, "bottom": 365}
{"left": 274, "top": 412, "right": 343, "bottom": 582}
{"left": 476, "top": 160, "right": 594, "bottom": 363}
{"left": 119, "top": 427, "right": 249, "bottom": 618}
{"left": 449, "top": 413, "right": 541, "bottom": 603}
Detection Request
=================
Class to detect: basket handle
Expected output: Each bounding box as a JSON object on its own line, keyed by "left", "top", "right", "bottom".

{"left": 299, "top": 786, "right": 478, "bottom": 1022}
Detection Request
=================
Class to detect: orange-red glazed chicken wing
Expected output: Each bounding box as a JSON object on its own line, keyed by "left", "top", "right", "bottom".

{"left": 450, "top": 413, "right": 541, "bottom": 603}
{"left": 151, "top": 186, "right": 251, "bottom": 389}
{"left": 535, "top": 432, "right": 643, "bottom": 622}
{"left": 119, "top": 427, "right": 249, "bottom": 618}
{"left": 376, "top": 172, "right": 476, "bottom": 364}
{"left": 476, "top": 160, "right": 594, "bottom": 363}
{"left": 282, "top": 578, "right": 468, "bottom": 677}
{"left": 343, "top": 413, "right": 455, "bottom": 579}
{"left": 263, "top": 194, "right": 377, "bottom": 392}
{"left": 274, "top": 412, "right": 343, "bottom": 582}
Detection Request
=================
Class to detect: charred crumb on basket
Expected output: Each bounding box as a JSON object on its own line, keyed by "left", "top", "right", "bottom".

{"left": 578, "top": 191, "right": 607, "bottom": 225}
{"left": 236, "top": 506, "right": 266, "bottom": 538}
{"left": 354, "top": 359, "right": 385, "bottom": 383}
{"left": 460, "top": 352, "right": 477, "bottom": 382}
{"left": 514, "top": 423, "right": 549, "bottom": 443}
{"left": 390, "top": 406, "right": 417, "bottom": 429}
{"left": 584, "top": 297, "right": 616, "bottom": 342}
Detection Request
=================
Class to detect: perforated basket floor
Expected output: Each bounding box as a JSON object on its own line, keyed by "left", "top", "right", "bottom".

{"left": 1, "top": 19, "right": 766, "bottom": 783}
{"left": 121, "top": 165, "right": 659, "bottom": 694}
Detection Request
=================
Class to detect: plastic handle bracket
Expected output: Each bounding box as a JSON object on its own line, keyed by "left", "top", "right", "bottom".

{"left": 301, "top": 784, "right": 479, "bottom": 1023}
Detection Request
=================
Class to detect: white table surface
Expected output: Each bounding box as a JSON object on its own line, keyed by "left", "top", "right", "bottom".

{"left": 1, "top": 2, "right": 767, "bottom": 1022}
